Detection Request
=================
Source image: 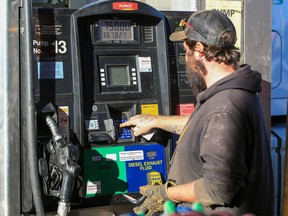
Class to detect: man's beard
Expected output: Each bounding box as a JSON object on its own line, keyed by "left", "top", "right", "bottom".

{"left": 186, "top": 57, "right": 207, "bottom": 96}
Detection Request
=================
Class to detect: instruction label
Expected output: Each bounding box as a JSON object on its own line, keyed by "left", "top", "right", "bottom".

{"left": 138, "top": 57, "right": 152, "bottom": 72}
{"left": 34, "top": 24, "right": 63, "bottom": 36}
{"left": 119, "top": 150, "right": 144, "bottom": 161}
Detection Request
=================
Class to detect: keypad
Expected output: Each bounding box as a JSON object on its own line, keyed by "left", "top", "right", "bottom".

{"left": 114, "top": 119, "right": 132, "bottom": 140}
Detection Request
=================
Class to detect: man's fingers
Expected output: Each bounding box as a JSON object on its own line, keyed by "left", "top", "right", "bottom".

{"left": 119, "top": 121, "right": 131, "bottom": 128}
{"left": 119, "top": 115, "right": 140, "bottom": 128}
{"left": 119, "top": 119, "right": 135, "bottom": 128}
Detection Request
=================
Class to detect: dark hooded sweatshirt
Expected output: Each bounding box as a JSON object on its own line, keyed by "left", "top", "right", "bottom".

{"left": 168, "top": 65, "right": 274, "bottom": 215}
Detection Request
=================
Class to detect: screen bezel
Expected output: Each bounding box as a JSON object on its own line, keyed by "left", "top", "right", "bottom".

{"left": 97, "top": 55, "right": 140, "bottom": 94}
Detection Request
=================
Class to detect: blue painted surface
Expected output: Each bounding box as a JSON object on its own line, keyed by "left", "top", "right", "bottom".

{"left": 125, "top": 143, "right": 167, "bottom": 192}
{"left": 271, "top": 1, "right": 288, "bottom": 116}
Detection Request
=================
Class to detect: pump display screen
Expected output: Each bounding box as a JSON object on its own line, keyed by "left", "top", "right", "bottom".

{"left": 108, "top": 65, "right": 130, "bottom": 86}
{"left": 98, "top": 19, "right": 133, "bottom": 41}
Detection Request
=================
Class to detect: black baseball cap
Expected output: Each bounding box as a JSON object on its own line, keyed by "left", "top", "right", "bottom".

{"left": 169, "top": 9, "right": 236, "bottom": 47}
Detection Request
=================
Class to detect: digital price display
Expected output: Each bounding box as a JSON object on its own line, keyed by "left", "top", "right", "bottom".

{"left": 98, "top": 19, "right": 133, "bottom": 41}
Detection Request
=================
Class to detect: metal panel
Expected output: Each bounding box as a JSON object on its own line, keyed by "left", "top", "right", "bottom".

{"left": 243, "top": 0, "right": 271, "bottom": 137}
{"left": 243, "top": 0, "right": 271, "bottom": 83}
{"left": 0, "top": 0, "right": 21, "bottom": 215}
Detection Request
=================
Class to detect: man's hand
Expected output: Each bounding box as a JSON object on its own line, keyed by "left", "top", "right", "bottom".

{"left": 119, "top": 114, "right": 158, "bottom": 136}
{"left": 120, "top": 114, "right": 189, "bottom": 136}
{"left": 133, "top": 181, "right": 179, "bottom": 215}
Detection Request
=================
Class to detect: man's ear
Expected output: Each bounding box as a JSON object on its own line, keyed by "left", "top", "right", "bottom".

{"left": 194, "top": 42, "right": 205, "bottom": 60}
{"left": 195, "top": 42, "right": 204, "bottom": 52}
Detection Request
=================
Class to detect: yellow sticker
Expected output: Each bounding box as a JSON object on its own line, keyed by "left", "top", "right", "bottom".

{"left": 146, "top": 171, "right": 163, "bottom": 185}
{"left": 141, "top": 104, "right": 159, "bottom": 115}
{"left": 58, "top": 106, "right": 69, "bottom": 115}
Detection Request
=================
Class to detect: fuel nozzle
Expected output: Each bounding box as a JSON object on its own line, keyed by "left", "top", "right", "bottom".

{"left": 46, "top": 115, "right": 67, "bottom": 148}
{"left": 45, "top": 115, "right": 81, "bottom": 216}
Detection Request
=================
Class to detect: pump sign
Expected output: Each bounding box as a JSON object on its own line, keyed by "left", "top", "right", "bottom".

{"left": 112, "top": 2, "right": 139, "bottom": 10}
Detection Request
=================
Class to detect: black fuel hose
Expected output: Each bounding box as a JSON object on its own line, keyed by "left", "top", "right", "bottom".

{"left": 21, "top": 0, "right": 45, "bottom": 215}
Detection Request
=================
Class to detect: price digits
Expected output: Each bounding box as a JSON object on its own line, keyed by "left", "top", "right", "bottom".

{"left": 103, "top": 21, "right": 131, "bottom": 40}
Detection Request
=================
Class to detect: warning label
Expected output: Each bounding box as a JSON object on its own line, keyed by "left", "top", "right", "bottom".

{"left": 177, "top": 103, "right": 195, "bottom": 115}
{"left": 58, "top": 106, "right": 69, "bottom": 141}
{"left": 86, "top": 181, "right": 101, "bottom": 195}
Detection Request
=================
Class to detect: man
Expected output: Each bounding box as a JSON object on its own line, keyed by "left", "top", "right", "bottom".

{"left": 120, "top": 10, "right": 274, "bottom": 215}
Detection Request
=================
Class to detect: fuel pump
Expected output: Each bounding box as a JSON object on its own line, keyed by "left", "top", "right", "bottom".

{"left": 24, "top": 0, "right": 171, "bottom": 214}
{"left": 70, "top": 0, "right": 171, "bottom": 206}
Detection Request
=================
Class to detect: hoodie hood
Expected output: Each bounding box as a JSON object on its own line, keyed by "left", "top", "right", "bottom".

{"left": 197, "top": 64, "right": 262, "bottom": 104}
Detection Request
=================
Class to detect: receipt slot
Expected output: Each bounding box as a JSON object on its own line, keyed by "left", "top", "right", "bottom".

{"left": 71, "top": 1, "right": 171, "bottom": 205}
